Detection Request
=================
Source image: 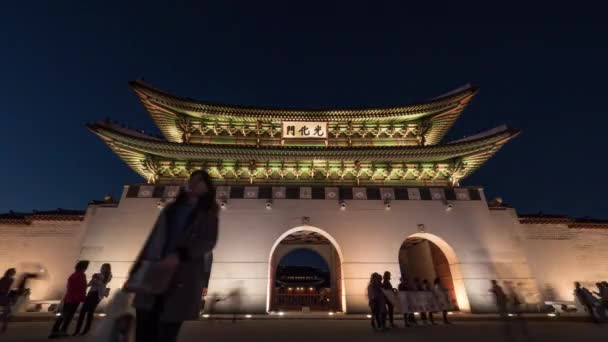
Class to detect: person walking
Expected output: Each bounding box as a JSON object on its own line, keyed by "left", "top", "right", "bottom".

{"left": 130, "top": 170, "right": 219, "bottom": 342}
{"left": 381, "top": 271, "right": 396, "bottom": 328}
{"left": 0, "top": 268, "right": 17, "bottom": 333}
{"left": 367, "top": 273, "right": 386, "bottom": 331}
{"left": 49, "top": 260, "right": 89, "bottom": 339}
{"left": 73, "top": 263, "right": 113, "bottom": 336}
{"left": 431, "top": 278, "right": 451, "bottom": 324}
{"left": 574, "top": 282, "right": 600, "bottom": 323}
{"left": 489, "top": 280, "right": 508, "bottom": 318}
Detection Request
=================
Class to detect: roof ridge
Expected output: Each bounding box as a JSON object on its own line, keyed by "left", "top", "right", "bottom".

{"left": 129, "top": 79, "right": 478, "bottom": 113}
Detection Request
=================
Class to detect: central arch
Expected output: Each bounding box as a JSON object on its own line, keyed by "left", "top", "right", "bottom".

{"left": 267, "top": 226, "right": 346, "bottom": 313}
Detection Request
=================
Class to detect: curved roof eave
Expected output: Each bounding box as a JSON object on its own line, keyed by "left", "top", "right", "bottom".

{"left": 129, "top": 80, "right": 478, "bottom": 144}
{"left": 89, "top": 122, "right": 518, "bottom": 163}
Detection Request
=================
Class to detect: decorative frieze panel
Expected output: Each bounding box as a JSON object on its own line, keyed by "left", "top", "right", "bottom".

{"left": 125, "top": 184, "right": 483, "bottom": 201}
{"left": 173, "top": 117, "right": 429, "bottom": 147}
{"left": 147, "top": 159, "right": 464, "bottom": 186}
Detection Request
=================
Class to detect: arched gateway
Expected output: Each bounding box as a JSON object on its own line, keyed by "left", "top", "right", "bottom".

{"left": 43, "top": 80, "right": 542, "bottom": 316}
{"left": 399, "top": 233, "right": 470, "bottom": 312}
{"left": 267, "top": 226, "right": 346, "bottom": 313}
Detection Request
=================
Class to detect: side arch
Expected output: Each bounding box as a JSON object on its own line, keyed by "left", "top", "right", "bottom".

{"left": 405, "top": 232, "right": 471, "bottom": 312}
{"left": 266, "top": 225, "right": 346, "bottom": 312}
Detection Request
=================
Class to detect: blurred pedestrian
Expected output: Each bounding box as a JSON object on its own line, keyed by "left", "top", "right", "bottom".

{"left": 431, "top": 277, "right": 451, "bottom": 324}
{"left": 0, "top": 268, "right": 17, "bottom": 333}
{"left": 489, "top": 280, "right": 508, "bottom": 318}
{"left": 398, "top": 277, "right": 416, "bottom": 327}
{"left": 130, "top": 170, "right": 219, "bottom": 342}
{"left": 574, "top": 282, "right": 601, "bottom": 323}
{"left": 73, "top": 263, "right": 113, "bottom": 336}
{"left": 368, "top": 273, "right": 386, "bottom": 331}
{"left": 414, "top": 278, "right": 429, "bottom": 325}
{"left": 381, "top": 271, "right": 396, "bottom": 328}
{"left": 49, "top": 260, "right": 89, "bottom": 339}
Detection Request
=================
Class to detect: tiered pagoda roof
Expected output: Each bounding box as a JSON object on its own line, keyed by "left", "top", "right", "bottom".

{"left": 89, "top": 81, "right": 519, "bottom": 186}
{"left": 129, "top": 80, "right": 478, "bottom": 146}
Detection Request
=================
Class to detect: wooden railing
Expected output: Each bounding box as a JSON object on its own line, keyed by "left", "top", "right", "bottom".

{"left": 273, "top": 293, "right": 330, "bottom": 309}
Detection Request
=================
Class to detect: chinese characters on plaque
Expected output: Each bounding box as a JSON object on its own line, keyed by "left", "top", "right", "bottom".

{"left": 282, "top": 121, "right": 328, "bottom": 139}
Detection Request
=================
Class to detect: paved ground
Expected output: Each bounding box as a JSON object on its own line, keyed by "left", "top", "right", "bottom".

{"left": 1, "top": 319, "right": 606, "bottom": 341}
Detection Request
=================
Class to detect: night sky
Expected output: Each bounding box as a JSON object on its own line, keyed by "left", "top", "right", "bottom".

{"left": 1, "top": 3, "right": 607, "bottom": 219}
{"left": 279, "top": 249, "right": 329, "bottom": 271}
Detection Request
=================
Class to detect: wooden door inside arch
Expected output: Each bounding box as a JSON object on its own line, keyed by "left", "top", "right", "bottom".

{"left": 269, "top": 230, "right": 342, "bottom": 312}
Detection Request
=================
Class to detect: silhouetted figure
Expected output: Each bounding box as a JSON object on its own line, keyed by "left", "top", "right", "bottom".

{"left": 73, "top": 263, "right": 113, "bottom": 336}
{"left": 381, "top": 271, "right": 396, "bottom": 328}
{"left": 431, "top": 277, "right": 451, "bottom": 324}
{"left": 414, "top": 278, "right": 429, "bottom": 325}
{"left": 398, "top": 277, "right": 416, "bottom": 327}
{"left": 489, "top": 280, "right": 508, "bottom": 318}
{"left": 49, "top": 260, "right": 89, "bottom": 339}
{"left": 0, "top": 268, "right": 17, "bottom": 333}
{"left": 367, "top": 273, "right": 386, "bottom": 330}
{"left": 227, "top": 287, "right": 242, "bottom": 323}
{"left": 131, "top": 170, "right": 219, "bottom": 342}
{"left": 574, "top": 282, "right": 600, "bottom": 323}
{"left": 422, "top": 279, "right": 438, "bottom": 325}
{"left": 593, "top": 282, "right": 608, "bottom": 317}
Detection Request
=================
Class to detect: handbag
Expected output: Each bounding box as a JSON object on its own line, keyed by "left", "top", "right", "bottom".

{"left": 123, "top": 260, "right": 176, "bottom": 295}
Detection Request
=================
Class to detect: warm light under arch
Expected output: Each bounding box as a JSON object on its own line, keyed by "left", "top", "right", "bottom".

{"left": 266, "top": 225, "right": 346, "bottom": 313}
{"left": 404, "top": 232, "right": 471, "bottom": 312}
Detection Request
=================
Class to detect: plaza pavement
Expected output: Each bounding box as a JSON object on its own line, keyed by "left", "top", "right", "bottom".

{"left": 1, "top": 319, "right": 607, "bottom": 342}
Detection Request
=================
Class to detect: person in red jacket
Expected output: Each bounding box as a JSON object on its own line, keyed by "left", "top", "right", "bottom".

{"left": 49, "top": 260, "right": 89, "bottom": 339}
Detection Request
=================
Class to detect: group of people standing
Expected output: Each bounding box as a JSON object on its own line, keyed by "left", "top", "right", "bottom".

{"left": 48, "top": 261, "right": 112, "bottom": 338}
{"left": 368, "top": 271, "right": 452, "bottom": 331}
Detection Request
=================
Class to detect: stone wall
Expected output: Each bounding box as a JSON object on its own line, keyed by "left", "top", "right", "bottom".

{"left": 0, "top": 219, "right": 86, "bottom": 300}
{"left": 74, "top": 185, "right": 544, "bottom": 313}
{"left": 521, "top": 223, "right": 608, "bottom": 302}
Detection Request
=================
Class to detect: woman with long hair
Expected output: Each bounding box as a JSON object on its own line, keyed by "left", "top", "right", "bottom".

{"left": 73, "top": 263, "right": 113, "bottom": 335}
{"left": 131, "top": 170, "right": 219, "bottom": 342}
{"left": 367, "top": 273, "right": 386, "bottom": 330}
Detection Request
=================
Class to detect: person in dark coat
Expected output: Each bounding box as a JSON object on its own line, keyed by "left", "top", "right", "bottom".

{"left": 49, "top": 260, "right": 89, "bottom": 339}
{"left": 73, "top": 263, "right": 113, "bottom": 336}
{"left": 0, "top": 268, "right": 17, "bottom": 333}
{"left": 381, "top": 271, "right": 396, "bottom": 328}
{"left": 131, "top": 170, "right": 219, "bottom": 342}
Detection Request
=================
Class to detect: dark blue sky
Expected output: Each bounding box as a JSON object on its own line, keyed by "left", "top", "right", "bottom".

{"left": 1, "top": 3, "right": 606, "bottom": 219}
{"left": 278, "top": 249, "right": 329, "bottom": 271}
